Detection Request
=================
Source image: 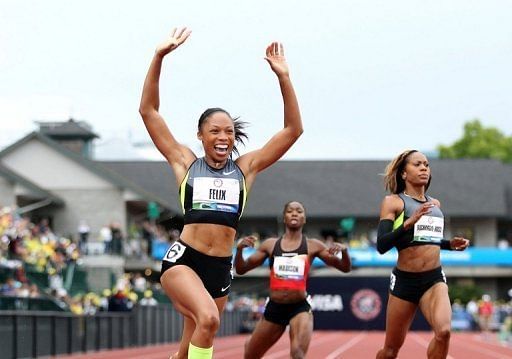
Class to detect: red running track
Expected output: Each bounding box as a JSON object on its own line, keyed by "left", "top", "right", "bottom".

{"left": 57, "top": 331, "right": 512, "bottom": 359}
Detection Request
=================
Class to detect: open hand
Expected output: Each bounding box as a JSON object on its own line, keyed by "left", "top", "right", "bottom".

{"left": 405, "top": 202, "right": 434, "bottom": 229}
{"left": 156, "top": 27, "right": 191, "bottom": 57}
{"left": 265, "top": 42, "right": 289, "bottom": 77}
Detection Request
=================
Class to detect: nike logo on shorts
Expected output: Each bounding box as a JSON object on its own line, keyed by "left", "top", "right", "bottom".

{"left": 221, "top": 284, "right": 231, "bottom": 292}
{"left": 222, "top": 170, "right": 236, "bottom": 175}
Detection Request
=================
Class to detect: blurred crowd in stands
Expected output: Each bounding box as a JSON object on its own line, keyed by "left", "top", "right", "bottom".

{"left": 0, "top": 206, "right": 163, "bottom": 314}
{"left": 451, "top": 294, "right": 512, "bottom": 345}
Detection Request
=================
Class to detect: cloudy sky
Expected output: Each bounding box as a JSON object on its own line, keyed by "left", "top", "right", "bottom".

{"left": 1, "top": 0, "right": 511, "bottom": 160}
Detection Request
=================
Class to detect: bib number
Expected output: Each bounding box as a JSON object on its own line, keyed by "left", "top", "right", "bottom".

{"left": 163, "top": 242, "right": 186, "bottom": 263}
{"left": 390, "top": 273, "right": 396, "bottom": 291}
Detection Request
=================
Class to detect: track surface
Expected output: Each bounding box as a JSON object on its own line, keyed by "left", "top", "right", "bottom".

{"left": 58, "top": 331, "right": 512, "bottom": 358}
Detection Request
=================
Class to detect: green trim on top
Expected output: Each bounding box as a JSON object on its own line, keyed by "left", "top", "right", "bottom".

{"left": 179, "top": 171, "right": 189, "bottom": 214}
{"left": 393, "top": 211, "right": 404, "bottom": 230}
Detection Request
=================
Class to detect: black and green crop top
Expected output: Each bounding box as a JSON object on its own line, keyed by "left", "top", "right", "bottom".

{"left": 377, "top": 193, "right": 445, "bottom": 253}
{"left": 179, "top": 157, "right": 247, "bottom": 229}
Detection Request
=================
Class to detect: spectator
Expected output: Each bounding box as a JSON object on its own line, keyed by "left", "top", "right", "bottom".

{"left": 466, "top": 297, "right": 479, "bottom": 330}
{"left": 141, "top": 220, "right": 154, "bottom": 257}
{"left": 499, "top": 315, "right": 512, "bottom": 345}
{"left": 108, "top": 289, "right": 131, "bottom": 312}
{"left": 99, "top": 224, "right": 112, "bottom": 254}
{"left": 0, "top": 277, "right": 18, "bottom": 296}
{"left": 479, "top": 294, "right": 494, "bottom": 338}
{"left": 110, "top": 222, "right": 123, "bottom": 255}
{"left": 29, "top": 284, "right": 40, "bottom": 298}
{"left": 132, "top": 272, "right": 147, "bottom": 292}
{"left": 140, "top": 290, "right": 158, "bottom": 306}
{"left": 77, "top": 220, "right": 90, "bottom": 254}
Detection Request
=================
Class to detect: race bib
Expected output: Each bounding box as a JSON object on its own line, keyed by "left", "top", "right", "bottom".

{"left": 413, "top": 215, "right": 444, "bottom": 243}
{"left": 192, "top": 177, "right": 239, "bottom": 213}
{"left": 273, "top": 255, "right": 306, "bottom": 280}
{"left": 163, "top": 242, "right": 186, "bottom": 263}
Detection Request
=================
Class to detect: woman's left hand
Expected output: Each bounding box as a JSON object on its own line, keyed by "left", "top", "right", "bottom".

{"left": 265, "top": 42, "right": 289, "bottom": 77}
{"left": 450, "top": 237, "right": 470, "bottom": 251}
{"left": 328, "top": 243, "right": 347, "bottom": 255}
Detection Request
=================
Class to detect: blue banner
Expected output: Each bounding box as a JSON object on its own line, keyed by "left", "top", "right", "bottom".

{"left": 347, "top": 248, "right": 512, "bottom": 267}
{"left": 153, "top": 241, "right": 512, "bottom": 267}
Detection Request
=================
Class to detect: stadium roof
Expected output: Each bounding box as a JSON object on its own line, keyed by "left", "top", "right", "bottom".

{"left": 0, "top": 163, "right": 64, "bottom": 206}
{"left": 36, "top": 118, "right": 99, "bottom": 139}
{"left": 0, "top": 132, "right": 172, "bottom": 211}
{"left": 101, "top": 158, "right": 512, "bottom": 219}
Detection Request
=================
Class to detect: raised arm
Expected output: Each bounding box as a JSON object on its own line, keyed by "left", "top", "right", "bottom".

{"left": 314, "top": 239, "right": 352, "bottom": 273}
{"left": 234, "top": 236, "right": 272, "bottom": 275}
{"left": 237, "top": 43, "right": 303, "bottom": 186}
{"left": 139, "top": 27, "right": 195, "bottom": 181}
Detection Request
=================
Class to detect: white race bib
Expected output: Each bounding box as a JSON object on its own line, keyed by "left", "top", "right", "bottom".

{"left": 273, "top": 255, "right": 306, "bottom": 280}
{"left": 192, "top": 177, "right": 239, "bottom": 213}
{"left": 413, "top": 215, "right": 444, "bottom": 243}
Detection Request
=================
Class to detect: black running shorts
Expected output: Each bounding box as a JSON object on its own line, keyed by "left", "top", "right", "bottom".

{"left": 389, "top": 266, "right": 446, "bottom": 304}
{"left": 160, "top": 239, "right": 233, "bottom": 298}
{"left": 263, "top": 297, "right": 312, "bottom": 326}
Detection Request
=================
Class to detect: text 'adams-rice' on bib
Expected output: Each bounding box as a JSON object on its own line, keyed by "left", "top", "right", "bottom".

{"left": 392, "top": 193, "right": 445, "bottom": 250}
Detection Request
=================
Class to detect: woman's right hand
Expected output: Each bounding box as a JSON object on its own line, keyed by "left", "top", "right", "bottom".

{"left": 156, "top": 27, "right": 191, "bottom": 57}
{"left": 265, "top": 42, "right": 289, "bottom": 78}
{"left": 404, "top": 202, "right": 434, "bottom": 229}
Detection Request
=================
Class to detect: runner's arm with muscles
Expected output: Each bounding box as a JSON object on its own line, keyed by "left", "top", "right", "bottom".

{"left": 234, "top": 236, "right": 273, "bottom": 275}
{"left": 376, "top": 195, "right": 432, "bottom": 254}
{"left": 314, "top": 239, "right": 351, "bottom": 273}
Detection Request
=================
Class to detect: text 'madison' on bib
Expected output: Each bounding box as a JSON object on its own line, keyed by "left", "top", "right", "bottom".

{"left": 273, "top": 255, "right": 306, "bottom": 280}
{"left": 192, "top": 177, "right": 240, "bottom": 213}
{"left": 413, "top": 215, "right": 444, "bottom": 243}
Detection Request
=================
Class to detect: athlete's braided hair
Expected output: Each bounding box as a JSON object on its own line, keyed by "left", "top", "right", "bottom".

{"left": 197, "top": 108, "right": 248, "bottom": 157}
{"left": 383, "top": 150, "right": 431, "bottom": 194}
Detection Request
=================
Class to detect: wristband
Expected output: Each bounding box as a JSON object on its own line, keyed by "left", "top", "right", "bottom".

{"left": 440, "top": 239, "right": 452, "bottom": 250}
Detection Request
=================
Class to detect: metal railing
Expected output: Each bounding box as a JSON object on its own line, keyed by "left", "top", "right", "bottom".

{"left": 0, "top": 305, "right": 245, "bottom": 359}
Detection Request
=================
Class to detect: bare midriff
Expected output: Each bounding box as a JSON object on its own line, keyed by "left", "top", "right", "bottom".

{"left": 180, "top": 223, "right": 235, "bottom": 257}
{"left": 397, "top": 245, "right": 441, "bottom": 272}
{"left": 270, "top": 289, "right": 307, "bottom": 304}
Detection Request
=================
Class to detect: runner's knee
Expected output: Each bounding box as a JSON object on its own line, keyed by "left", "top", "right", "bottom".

{"left": 196, "top": 310, "right": 220, "bottom": 336}
{"left": 290, "top": 344, "right": 306, "bottom": 359}
{"left": 434, "top": 326, "right": 451, "bottom": 343}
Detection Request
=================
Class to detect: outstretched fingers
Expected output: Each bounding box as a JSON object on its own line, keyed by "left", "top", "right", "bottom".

{"left": 176, "top": 27, "right": 191, "bottom": 44}
{"left": 266, "top": 42, "right": 285, "bottom": 58}
{"left": 167, "top": 27, "right": 191, "bottom": 47}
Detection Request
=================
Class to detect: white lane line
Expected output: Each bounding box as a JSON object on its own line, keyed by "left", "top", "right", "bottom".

{"left": 473, "top": 334, "right": 512, "bottom": 349}
{"left": 451, "top": 335, "right": 512, "bottom": 359}
{"left": 325, "top": 332, "right": 368, "bottom": 359}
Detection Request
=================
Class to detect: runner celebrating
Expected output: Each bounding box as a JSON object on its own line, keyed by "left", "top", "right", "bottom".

{"left": 139, "top": 27, "right": 303, "bottom": 359}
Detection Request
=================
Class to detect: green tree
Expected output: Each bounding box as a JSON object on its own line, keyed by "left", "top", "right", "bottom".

{"left": 437, "top": 119, "right": 512, "bottom": 163}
